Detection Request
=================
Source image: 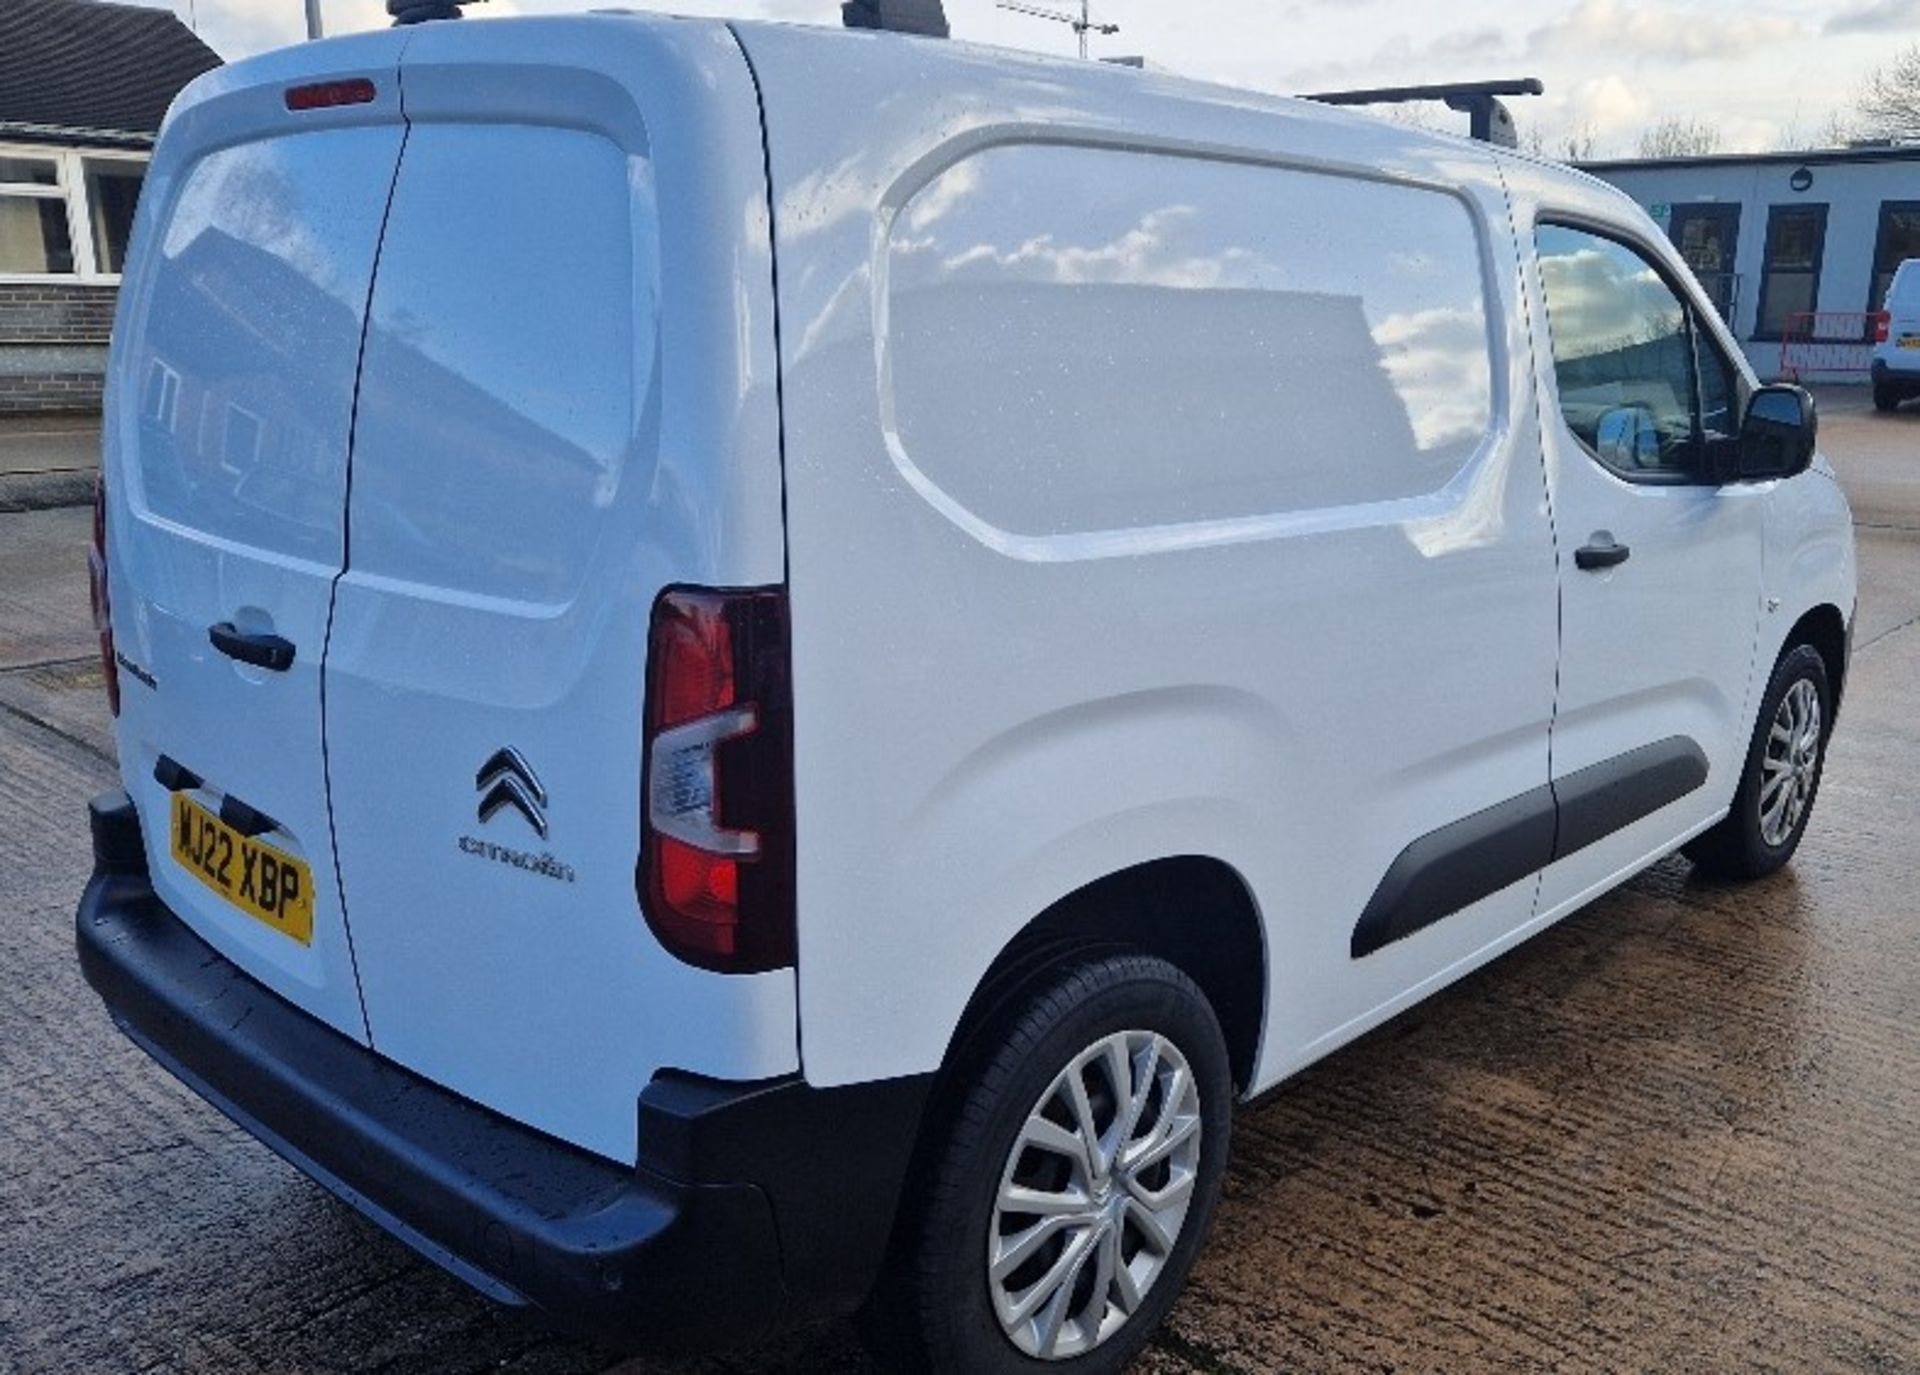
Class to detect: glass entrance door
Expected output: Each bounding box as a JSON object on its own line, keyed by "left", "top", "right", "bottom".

{"left": 1669, "top": 203, "right": 1742, "bottom": 325}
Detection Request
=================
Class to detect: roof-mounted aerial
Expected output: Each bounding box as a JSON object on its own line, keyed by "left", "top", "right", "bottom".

{"left": 842, "top": 0, "right": 950, "bottom": 38}
{"left": 388, "top": 0, "right": 482, "bottom": 24}
{"left": 1302, "top": 78, "right": 1545, "bottom": 149}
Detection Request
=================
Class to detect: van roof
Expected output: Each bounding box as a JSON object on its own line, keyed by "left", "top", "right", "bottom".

{"left": 712, "top": 13, "right": 1624, "bottom": 197}
{"left": 231, "top": 11, "right": 1624, "bottom": 216}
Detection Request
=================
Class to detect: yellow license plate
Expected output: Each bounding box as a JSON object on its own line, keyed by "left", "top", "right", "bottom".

{"left": 1899, "top": 337, "right": 1920, "bottom": 350}
{"left": 170, "top": 791, "right": 314, "bottom": 945}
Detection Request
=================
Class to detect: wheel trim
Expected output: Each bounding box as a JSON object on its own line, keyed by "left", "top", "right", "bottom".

{"left": 987, "top": 1029, "right": 1202, "bottom": 1361}
{"left": 1760, "top": 677, "right": 1822, "bottom": 848}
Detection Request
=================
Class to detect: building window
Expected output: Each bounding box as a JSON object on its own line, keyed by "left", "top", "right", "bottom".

{"left": 1869, "top": 201, "right": 1920, "bottom": 316}
{"left": 1668, "top": 203, "right": 1741, "bottom": 325}
{"left": 0, "top": 152, "right": 75, "bottom": 275}
{"left": 1754, "top": 204, "right": 1828, "bottom": 340}
{"left": 85, "top": 158, "right": 145, "bottom": 276}
{"left": 0, "top": 144, "right": 148, "bottom": 282}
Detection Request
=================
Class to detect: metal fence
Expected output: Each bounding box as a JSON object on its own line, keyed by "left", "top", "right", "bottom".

{"left": 1779, "top": 312, "right": 1886, "bottom": 381}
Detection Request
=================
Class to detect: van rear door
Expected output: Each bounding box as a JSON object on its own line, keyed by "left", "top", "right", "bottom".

{"left": 322, "top": 18, "right": 797, "bottom": 1164}
{"left": 104, "top": 37, "right": 409, "bottom": 1039}
{"left": 1887, "top": 261, "right": 1920, "bottom": 356}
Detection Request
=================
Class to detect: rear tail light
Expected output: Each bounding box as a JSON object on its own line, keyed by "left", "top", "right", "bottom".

{"left": 88, "top": 474, "right": 119, "bottom": 717}
{"left": 639, "top": 588, "right": 794, "bottom": 973}
{"left": 1875, "top": 311, "right": 1891, "bottom": 344}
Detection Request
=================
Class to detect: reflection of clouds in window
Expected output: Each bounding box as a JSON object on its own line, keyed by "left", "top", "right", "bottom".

{"left": 1536, "top": 226, "right": 1697, "bottom": 475}
{"left": 1371, "top": 304, "right": 1492, "bottom": 451}
{"left": 905, "top": 158, "right": 984, "bottom": 234}
{"left": 1537, "top": 244, "right": 1681, "bottom": 361}
{"left": 883, "top": 143, "right": 1497, "bottom": 539}
{"left": 938, "top": 205, "right": 1270, "bottom": 291}
{"left": 893, "top": 147, "right": 1493, "bottom": 465}
{"left": 163, "top": 143, "right": 361, "bottom": 307}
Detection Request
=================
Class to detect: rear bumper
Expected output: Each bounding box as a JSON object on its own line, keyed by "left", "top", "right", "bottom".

{"left": 75, "top": 792, "right": 930, "bottom": 1353}
{"left": 1871, "top": 357, "right": 1920, "bottom": 385}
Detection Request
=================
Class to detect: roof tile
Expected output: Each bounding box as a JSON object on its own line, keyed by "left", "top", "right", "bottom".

{"left": 0, "top": 0, "right": 222, "bottom": 139}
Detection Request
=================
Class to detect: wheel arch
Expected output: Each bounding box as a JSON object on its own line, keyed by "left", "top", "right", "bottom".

{"left": 937, "top": 855, "right": 1267, "bottom": 1096}
{"left": 1784, "top": 602, "right": 1849, "bottom": 719}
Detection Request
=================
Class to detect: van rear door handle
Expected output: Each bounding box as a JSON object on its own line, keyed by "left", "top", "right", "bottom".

{"left": 208, "top": 622, "right": 296, "bottom": 671}
{"left": 1574, "top": 538, "right": 1631, "bottom": 571}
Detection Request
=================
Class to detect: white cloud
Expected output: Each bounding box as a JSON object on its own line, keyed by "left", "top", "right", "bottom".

{"left": 1564, "top": 73, "right": 1653, "bottom": 137}
{"left": 1530, "top": 0, "right": 1803, "bottom": 64}
{"left": 1825, "top": 0, "right": 1920, "bottom": 35}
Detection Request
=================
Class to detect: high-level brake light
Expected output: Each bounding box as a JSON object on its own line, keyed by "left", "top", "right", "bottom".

{"left": 285, "top": 79, "right": 377, "bottom": 111}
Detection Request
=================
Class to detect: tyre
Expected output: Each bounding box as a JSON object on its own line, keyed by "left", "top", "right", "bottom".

{"left": 1874, "top": 383, "right": 1900, "bottom": 413}
{"left": 1685, "top": 642, "right": 1832, "bottom": 880}
{"left": 865, "top": 954, "right": 1232, "bottom": 1373}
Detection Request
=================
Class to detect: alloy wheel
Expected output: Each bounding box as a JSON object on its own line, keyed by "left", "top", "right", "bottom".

{"left": 1760, "top": 677, "right": 1823, "bottom": 847}
{"left": 986, "top": 1029, "right": 1203, "bottom": 1361}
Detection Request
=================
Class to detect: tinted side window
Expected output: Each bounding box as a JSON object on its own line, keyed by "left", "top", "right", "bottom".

{"left": 1535, "top": 224, "right": 1701, "bottom": 479}
{"left": 884, "top": 144, "right": 1495, "bottom": 538}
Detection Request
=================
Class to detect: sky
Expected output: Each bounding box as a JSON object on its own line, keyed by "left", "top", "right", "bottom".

{"left": 127, "top": 0, "right": 1920, "bottom": 157}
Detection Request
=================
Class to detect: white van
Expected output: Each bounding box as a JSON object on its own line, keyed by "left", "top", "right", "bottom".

{"left": 77, "top": 11, "right": 1857, "bottom": 1371}
{"left": 1873, "top": 256, "right": 1920, "bottom": 411}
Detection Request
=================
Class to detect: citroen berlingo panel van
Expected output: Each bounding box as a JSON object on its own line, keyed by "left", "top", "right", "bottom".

{"left": 78, "top": 12, "right": 1856, "bottom": 1370}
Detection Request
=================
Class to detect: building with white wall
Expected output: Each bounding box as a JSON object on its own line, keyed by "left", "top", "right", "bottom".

{"left": 1581, "top": 146, "right": 1920, "bottom": 381}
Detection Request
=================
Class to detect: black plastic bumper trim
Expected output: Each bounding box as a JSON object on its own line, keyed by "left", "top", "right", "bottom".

{"left": 74, "top": 791, "right": 932, "bottom": 1351}
{"left": 639, "top": 1069, "right": 932, "bottom": 1324}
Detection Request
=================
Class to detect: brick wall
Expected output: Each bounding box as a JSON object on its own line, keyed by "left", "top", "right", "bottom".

{"left": 0, "top": 283, "right": 120, "bottom": 414}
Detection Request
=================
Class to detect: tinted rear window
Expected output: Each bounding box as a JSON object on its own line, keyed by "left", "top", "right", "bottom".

{"left": 347, "top": 124, "right": 643, "bottom": 605}
{"left": 130, "top": 129, "right": 404, "bottom": 562}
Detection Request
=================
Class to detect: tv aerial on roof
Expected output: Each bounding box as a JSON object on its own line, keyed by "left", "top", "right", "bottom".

{"left": 996, "top": 1, "right": 1119, "bottom": 60}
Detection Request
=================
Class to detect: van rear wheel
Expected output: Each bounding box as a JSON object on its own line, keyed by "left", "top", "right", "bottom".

{"left": 866, "top": 954, "right": 1231, "bottom": 1373}
{"left": 1874, "top": 383, "right": 1900, "bottom": 413}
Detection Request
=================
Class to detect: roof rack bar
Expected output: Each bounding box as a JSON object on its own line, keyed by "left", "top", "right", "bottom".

{"left": 1304, "top": 78, "right": 1545, "bottom": 106}
{"left": 1302, "top": 78, "right": 1544, "bottom": 148}
{"left": 842, "top": 0, "right": 951, "bottom": 37}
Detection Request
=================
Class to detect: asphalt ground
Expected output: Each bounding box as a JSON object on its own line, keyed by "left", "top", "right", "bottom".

{"left": 2, "top": 392, "right": 1916, "bottom": 1373}
{"left": 0, "top": 416, "right": 100, "bottom": 513}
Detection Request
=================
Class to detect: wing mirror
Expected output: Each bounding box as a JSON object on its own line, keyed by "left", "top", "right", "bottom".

{"left": 1735, "top": 384, "right": 1817, "bottom": 482}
